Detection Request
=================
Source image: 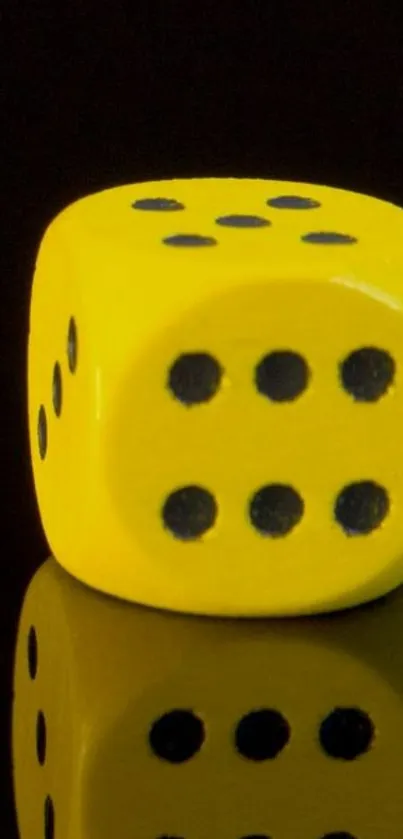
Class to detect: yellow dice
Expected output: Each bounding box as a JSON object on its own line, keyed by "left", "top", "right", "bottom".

{"left": 28, "top": 177, "right": 403, "bottom": 616}
{"left": 12, "top": 558, "right": 403, "bottom": 839}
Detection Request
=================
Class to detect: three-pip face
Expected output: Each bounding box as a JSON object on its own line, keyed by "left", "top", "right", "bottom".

{"left": 28, "top": 178, "right": 403, "bottom": 615}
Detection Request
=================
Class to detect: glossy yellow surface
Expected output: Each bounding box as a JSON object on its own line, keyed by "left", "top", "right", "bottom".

{"left": 28, "top": 178, "right": 403, "bottom": 615}
{"left": 12, "top": 559, "right": 403, "bottom": 839}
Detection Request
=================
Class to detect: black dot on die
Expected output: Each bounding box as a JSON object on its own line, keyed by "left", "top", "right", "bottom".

{"left": 319, "top": 707, "right": 375, "bottom": 760}
{"left": 67, "top": 317, "right": 78, "bottom": 373}
{"left": 132, "top": 197, "right": 185, "bottom": 211}
{"left": 162, "top": 486, "right": 217, "bottom": 540}
{"left": 163, "top": 233, "right": 218, "bottom": 247}
{"left": 255, "top": 351, "right": 309, "bottom": 401}
{"left": 235, "top": 709, "right": 290, "bottom": 760}
{"left": 168, "top": 352, "right": 222, "bottom": 405}
{"left": 38, "top": 406, "right": 47, "bottom": 459}
{"left": 250, "top": 485, "right": 304, "bottom": 537}
{"left": 52, "top": 362, "right": 62, "bottom": 417}
{"left": 215, "top": 214, "right": 271, "bottom": 228}
{"left": 149, "top": 710, "right": 205, "bottom": 763}
{"left": 267, "top": 195, "right": 321, "bottom": 209}
{"left": 340, "top": 347, "right": 395, "bottom": 401}
{"left": 335, "top": 481, "right": 389, "bottom": 535}
{"left": 302, "top": 231, "right": 358, "bottom": 245}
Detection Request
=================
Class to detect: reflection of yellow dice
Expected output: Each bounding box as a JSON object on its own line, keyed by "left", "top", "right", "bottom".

{"left": 28, "top": 177, "right": 403, "bottom": 616}
{"left": 12, "top": 558, "right": 403, "bottom": 839}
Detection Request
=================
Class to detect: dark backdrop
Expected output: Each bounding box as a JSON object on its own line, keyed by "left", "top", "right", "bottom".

{"left": 2, "top": 3, "right": 403, "bottom": 836}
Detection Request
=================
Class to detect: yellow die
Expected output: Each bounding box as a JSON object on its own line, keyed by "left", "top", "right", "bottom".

{"left": 12, "top": 558, "right": 403, "bottom": 839}
{"left": 28, "top": 177, "right": 403, "bottom": 616}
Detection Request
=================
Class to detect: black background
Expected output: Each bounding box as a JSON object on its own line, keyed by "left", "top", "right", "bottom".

{"left": 2, "top": 3, "right": 403, "bottom": 836}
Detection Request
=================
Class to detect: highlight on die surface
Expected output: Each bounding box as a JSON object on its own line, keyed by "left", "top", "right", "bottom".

{"left": 12, "top": 558, "right": 403, "bottom": 839}
{"left": 28, "top": 176, "right": 403, "bottom": 616}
